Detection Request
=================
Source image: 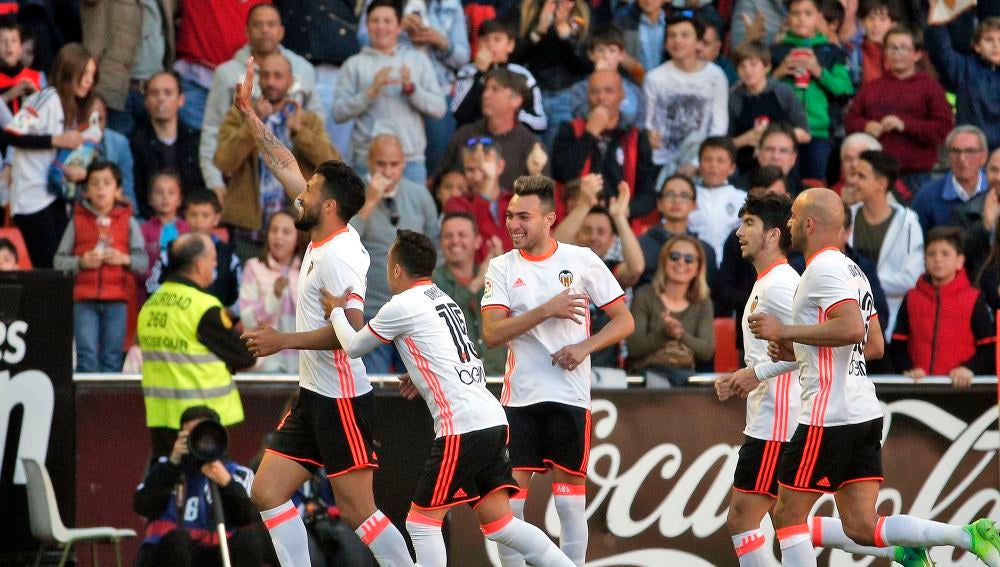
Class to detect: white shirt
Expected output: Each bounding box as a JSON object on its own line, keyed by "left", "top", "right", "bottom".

{"left": 741, "top": 260, "right": 801, "bottom": 441}
{"left": 643, "top": 61, "right": 729, "bottom": 166}
{"left": 481, "top": 241, "right": 625, "bottom": 409}
{"left": 7, "top": 87, "right": 62, "bottom": 215}
{"left": 792, "top": 247, "right": 883, "bottom": 427}
{"left": 688, "top": 183, "right": 746, "bottom": 265}
{"left": 331, "top": 281, "right": 508, "bottom": 438}
{"left": 297, "top": 226, "right": 371, "bottom": 398}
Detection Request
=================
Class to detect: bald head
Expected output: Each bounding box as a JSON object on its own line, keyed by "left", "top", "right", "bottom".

{"left": 587, "top": 70, "right": 624, "bottom": 123}
{"left": 368, "top": 134, "right": 405, "bottom": 187}
{"left": 788, "top": 188, "right": 845, "bottom": 254}
{"left": 797, "top": 188, "right": 845, "bottom": 231}
{"left": 258, "top": 53, "right": 293, "bottom": 104}
{"left": 370, "top": 134, "right": 404, "bottom": 158}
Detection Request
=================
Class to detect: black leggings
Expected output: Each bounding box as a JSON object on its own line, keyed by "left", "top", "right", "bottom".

{"left": 135, "top": 528, "right": 263, "bottom": 567}
{"left": 13, "top": 198, "right": 67, "bottom": 269}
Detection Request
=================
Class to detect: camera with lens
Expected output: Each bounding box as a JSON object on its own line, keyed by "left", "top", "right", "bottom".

{"left": 186, "top": 419, "right": 229, "bottom": 465}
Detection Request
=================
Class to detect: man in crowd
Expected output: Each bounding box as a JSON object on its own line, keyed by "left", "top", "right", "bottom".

{"left": 911, "top": 125, "right": 990, "bottom": 233}
{"left": 637, "top": 175, "right": 717, "bottom": 287}
{"left": 444, "top": 139, "right": 514, "bottom": 257}
{"left": 951, "top": 147, "right": 1000, "bottom": 280}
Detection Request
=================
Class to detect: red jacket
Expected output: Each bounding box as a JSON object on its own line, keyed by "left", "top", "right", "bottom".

{"left": 0, "top": 66, "right": 41, "bottom": 113}
{"left": 72, "top": 202, "right": 134, "bottom": 302}
{"left": 444, "top": 191, "right": 514, "bottom": 262}
{"left": 175, "top": 0, "right": 270, "bottom": 68}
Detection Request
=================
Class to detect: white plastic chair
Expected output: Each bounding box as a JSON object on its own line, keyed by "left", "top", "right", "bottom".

{"left": 21, "top": 458, "right": 136, "bottom": 567}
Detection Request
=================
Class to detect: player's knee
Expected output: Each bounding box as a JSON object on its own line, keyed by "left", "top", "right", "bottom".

{"left": 335, "top": 496, "right": 376, "bottom": 530}
{"left": 726, "top": 500, "right": 749, "bottom": 533}
{"left": 250, "top": 481, "right": 283, "bottom": 512}
{"left": 771, "top": 500, "right": 800, "bottom": 530}
{"left": 842, "top": 516, "right": 877, "bottom": 547}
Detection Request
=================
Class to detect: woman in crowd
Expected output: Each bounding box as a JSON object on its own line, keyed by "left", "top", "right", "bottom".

{"left": 238, "top": 209, "right": 302, "bottom": 373}
{"left": 627, "top": 234, "right": 715, "bottom": 387}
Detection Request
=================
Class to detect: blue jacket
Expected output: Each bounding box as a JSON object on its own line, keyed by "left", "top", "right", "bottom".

{"left": 926, "top": 24, "right": 1000, "bottom": 150}
{"left": 101, "top": 128, "right": 136, "bottom": 211}
{"left": 911, "top": 170, "right": 988, "bottom": 233}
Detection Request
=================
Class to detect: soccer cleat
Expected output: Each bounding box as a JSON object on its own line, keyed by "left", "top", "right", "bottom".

{"left": 893, "top": 546, "right": 935, "bottom": 566}
{"left": 965, "top": 519, "right": 1000, "bottom": 567}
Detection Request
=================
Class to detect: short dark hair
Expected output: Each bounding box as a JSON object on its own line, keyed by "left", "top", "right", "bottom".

{"left": 884, "top": 24, "right": 924, "bottom": 51}
{"left": 392, "top": 229, "right": 437, "bottom": 278}
{"left": 732, "top": 41, "right": 771, "bottom": 67}
{"left": 666, "top": 15, "right": 705, "bottom": 40}
{"left": 0, "top": 237, "right": 18, "bottom": 262}
{"left": 85, "top": 160, "right": 123, "bottom": 187}
{"left": 147, "top": 70, "right": 184, "bottom": 94}
{"left": 819, "top": 0, "right": 844, "bottom": 29}
{"left": 858, "top": 0, "right": 902, "bottom": 21}
{"left": 247, "top": 3, "right": 281, "bottom": 26}
{"left": 179, "top": 405, "right": 221, "bottom": 428}
{"left": 587, "top": 23, "right": 625, "bottom": 51}
{"left": 150, "top": 168, "right": 181, "bottom": 190}
{"left": 512, "top": 175, "right": 555, "bottom": 209}
{"left": 366, "top": 0, "right": 402, "bottom": 21}
{"left": 315, "top": 160, "right": 366, "bottom": 223}
{"left": 168, "top": 233, "right": 211, "bottom": 276}
{"left": 441, "top": 211, "right": 479, "bottom": 234}
{"left": 739, "top": 193, "right": 793, "bottom": 254}
{"left": 788, "top": 0, "right": 821, "bottom": 11}
{"left": 478, "top": 18, "right": 515, "bottom": 39}
{"left": 925, "top": 225, "right": 964, "bottom": 255}
{"left": 760, "top": 122, "right": 798, "bottom": 152}
{"left": 859, "top": 150, "right": 900, "bottom": 193}
{"left": 586, "top": 205, "right": 617, "bottom": 234}
{"left": 749, "top": 165, "right": 786, "bottom": 191}
{"left": 185, "top": 188, "right": 222, "bottom": 213}
{"left": 699, "top": 136, "right": 737, "bottom": 163}
{"left": 659, "top": 174, "right": 697, "bottom": 201}
{"left": 484, "top": 67, "right": 528, "bottom": 106}
{"left": 0, "top": 16, "right": 23, "bottom": 41}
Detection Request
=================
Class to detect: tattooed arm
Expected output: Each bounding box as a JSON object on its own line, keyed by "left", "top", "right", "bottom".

{"left": 232, "top": 56, "right": 307, "bottom": 200}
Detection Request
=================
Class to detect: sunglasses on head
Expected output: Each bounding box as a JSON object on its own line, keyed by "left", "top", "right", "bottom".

{"left": 669, "top": 251, "right": 698, "bottom": 264}
{"left": 465, "top": 136, "right": 494, "bottom": 147}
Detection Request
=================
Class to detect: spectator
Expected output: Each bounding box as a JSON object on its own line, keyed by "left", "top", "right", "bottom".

{"left": 911, "top": 125, "right": 989, "bottom": 233}
{"left": 84, "top": 94, "right": 138, "bottom": 210}
{"left": 139, "top": 171, "right": 189, "bottom": 301}
{"left": 333, "top": 0, "right": 445, "bottom": 183}
{"left": 215, "top": 52, "right": 337, "bottom": 261}
{"left": 54, "top": 161, "right": 147, "bottom": 372}
{"left": 201, "top": 4, "right": 324, "bottom": 206}
{"left": 147, "top": 189, "right": 242, "bottom": 313}
{"left": 751, "top": 123, "right": 802, "bottom": 193}
{"left": 131, "top": 71, "right": 206, "bottom": 219}
{"left": 431, "top": 211, "right": 507, "bottom": 375}
{"left": 687, "top": 137, "right": 747, "bottom": 265}
{"left": 0, "top": 17, "right": 42, "bottom": 114}
{"left": 81, "top": 0, "right": 174, "bottom": 136}
{"left": 445, "top": 139, "right": 514, "bottom": 257}
{"left": 7, "top": 42, "right": 95, "bottom": 268}
{"left": 238, "top": 209, "right": 302, "bottom": 373}
{"left": 440, "top": 67, "right": 549, "bottom": 189}
{"left": 452, "top": 19, "right": 546, "bottom": 132}
{"left": 432, "top": 169, "right": 469, "bottom": 214}
{"left": 351, "top": 133, "right": 439, "bottom": 372}
{"left": 173, "top": 0, "right": 270, "bottom": 130}
{"left": 627, "top": 234, "right": 715, "bottom": 387}
{"left": 844, "top": 25, "right": 952, "bottom": 194}
{"left": 770, "top": 0, "right": 854, "bottom": 183}
{"left": 358, "top": 0, "right": 470, "bottom": 173}
{"left": 953, "top": 147, "right": 1000, "bottom": 286}
{"left": 567, "top": 24, "right": 645, "bottom": 128}
{"left": 926, "top": 14, "right": 1000, "bottom": 150}
{"left": 0, "top": 237, "right": 20, "bottom": 270}
{"left": 133, "top": 406, "right": 261, "bottom": 567}
{"left": 614, "top": 0, "right": 667, "bottom": 73}
{"left": 699, "top": 21, "right": 737, "bottom": 85}
{"left": 553, "top": 69, "right": 658, "bottom": 220}
{"left": 728, "top": 41, "right": 811, "bottom": 177}
{"left": 644, "top": 15, "right": 728, "bottom": 176}
{"left": 832, "top": 132, "right": 882, "bottom": 205}
{"left": 637, "top": 174, "right": 717, "bottom": 286}
{"left": 890, "top": 226, "right": 996, "bottom": 387}
{"left": 847, "top": 150, "right": 923, "bottom": 340}
{"left": 730, "top": 0, "right": 786, "bottom": 47}
{"left": 514, "top": 0, "right": 592, "bottom": 145}
{"left": 139, "top": 232, "right": 254, "bottom": 457}
{"left": 847, "top": 0, "right": 901, "bottom": 85}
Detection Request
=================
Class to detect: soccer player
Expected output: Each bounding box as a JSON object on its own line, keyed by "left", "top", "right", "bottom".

{"left": 718, "top": 193, "right": 932, "bottom": 566}
{"left": 749, "top": 188, "right": 1000, "bottom": 567}
{"left": 234, "top": 57, "right": 414, "bottom": 567}
{"left": 481, "top": 176, "right": 635, "bottom": 566}
{"left": 320, "top": 229, "right": 577, "bottom": 567}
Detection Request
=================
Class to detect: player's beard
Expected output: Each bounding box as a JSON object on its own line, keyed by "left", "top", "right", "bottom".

{"left": 790, "top": 221, "right": 806, "bottom": 252}
{"left": 294, "top": 205, "right": 319, "bottom": 232}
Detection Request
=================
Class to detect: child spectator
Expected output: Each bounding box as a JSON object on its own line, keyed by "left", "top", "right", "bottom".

{"left": 452, "top": 19, "right": 546, "bottom": 132}
{"left": 614, "top": 0, "right": 667, "bottom": 73}
{"left": 432, "top": 169, "right": 469, "bottom": 214}
{"left": 0, "top": 236, "right": 20, "bottom": 270}
{"left": 728, "top": 41, "right": 811, "bottom": 176}
{"left": 0, "top": 17, "right": 41, "bottom": 113}
{"left": 687, "top": 137, "right": 746, "bottom": 265}
{"left": 770, "top": 0, "right": 854, "bottom": 183}
{"left": 848, "top": 0, "right": 901, "bottom": 84}
{"left": 699, "top": 21, "right": 737, "bottom": 85}
{"left": 644, "top": 15, "right": 728, "bottom": 176}
{"left": 844, "top": 25, "right": 953, "bottom": 193}
{"left": 147, "top": 189, "right": 242, "bottom": 312}
{"left": 926, "top": 15, "right": 1000, "bottom": 150}
{"left": 139, "top": 172, "right": 189, "bottom": 298}
{"left": 890, "top": 226, "right": 996, "bottom": 387}
{"left": 567, "top": 24, "right": 645, "bottom": 127}
{"left": 238, "top": 209, "right": 301, "bottom": 373}
{"left": 54, "top": 161, "right": 147, "bottom": 372}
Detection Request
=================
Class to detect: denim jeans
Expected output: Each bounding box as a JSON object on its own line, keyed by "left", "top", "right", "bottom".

{"left": 362, "top": 342, "right": 404, "bottom": 375}
{"left": 178, "top": 78, "right": 209, "bottom": 130}
{"left": 74, "top": 300, "right": 127, "bottom": 372}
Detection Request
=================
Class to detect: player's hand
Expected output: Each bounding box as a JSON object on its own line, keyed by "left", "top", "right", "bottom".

{"left": 730, "top": 366, "right": 763, "bottom": 399}
{"left": 714, "top": 374, "right": 734, "bottom": 401}
{"left": 748, "top": 312, "right": 785, "bottom": 341}
{"left": 234, "top": 56, "right": 255, "bottom": 117}
{"left": 526, "top": 142, "right": 548, "bottom": 177}
{"left": 902, "top": 367, "right": 925, "bottom": 380}
{"left": 949, "top": 366, "right": 973, "bottom": 388}
{"left": 543, "top": 289, "right": 588, "bottom": 324}
{"left": 319, "top": 287, "right": 351, "bottom": 320}
{"left": 242, "top": 323, "right": 285, "bottom": 357}
{"left": 767, "top": 340, "right": 795, "bottom": 362}
{"left": 201, "top": 461, "right": 233, "bottom": 486}
{"left": 397, "top": 373, "right": 421, "bottom": 400}
{"left": 169, "top": 430, "right": 189, "bottom": 465}
{"left": 80, "top": 249, "right": 104, "bottom": 269}
{"left": 551, "top": 342, "right": 589, "bottom": 371}
{"left": 608, "top": 181, "right": 630, "bottom": 220}
{"left": 274, "top": 276, "right": 289, "bottom": 298}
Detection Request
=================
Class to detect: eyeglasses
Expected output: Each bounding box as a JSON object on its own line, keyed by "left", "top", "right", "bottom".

{"left": 465, "top": 136, "right": 494, "bottom": 147}
{"left": 948, "top": 147, "right": 985, "bottom": 157}
{"left": 669, "top": 251, "right": 698, "bottom": 264}
{"left": 661, "top": 191, "right": 695, "bottom": 202}
{"left": 385, "top": 196, "right": 399, "bottom": 226}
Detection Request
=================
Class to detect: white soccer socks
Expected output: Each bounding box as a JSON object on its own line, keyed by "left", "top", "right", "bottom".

{"left": 731, "top": 529, "right": 771, "bottom": 567}
{"left": 875, "top": 515, "right": 971, "bottom": 549}
{"left": 260, "top": 501, "right": 312, "bottom": 567}
{"left": 811, "top": 516, "right": 896, "bottom": 558}
{"left": 778, "top": 524, "right": 817, "bottom": 566}
{"left": 356, "top": 510, "right": 415, "bottom": 566}
{"left": 497, "top": 488, "right": 528, "bottom": 567}
{"left": 482, "top": 511, "right": 576, "bottom": 567}
{"left": 406, "top": 510, "right": 447, "bottom": 567}
{"left": 552, "top": 483, "right": 588, "bottom": 565}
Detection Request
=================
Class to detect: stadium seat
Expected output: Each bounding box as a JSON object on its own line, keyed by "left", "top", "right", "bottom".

{"left": 714, "top": 317, "right": 739, "bottom": 373}
{"left": 0, "top": 226, "right": 33, "bottom": 269}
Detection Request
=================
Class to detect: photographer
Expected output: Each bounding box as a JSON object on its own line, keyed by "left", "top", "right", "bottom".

{"left": 133, "top": 406, "right": 261, "bottom": 567}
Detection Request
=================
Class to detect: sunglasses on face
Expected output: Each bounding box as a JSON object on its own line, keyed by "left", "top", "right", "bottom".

{"left": 669, "top": 251, "right": 698, "bottom": 264}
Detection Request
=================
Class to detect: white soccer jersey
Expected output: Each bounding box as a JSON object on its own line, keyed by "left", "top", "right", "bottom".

{"left": 481, "top": 241, "right": 626, "bottom": 410}
{"left": 6, "top": 87, "right": 62, "bottom": 216}
{"left": 366, "top": 281, "right": 507, "bottom": 438}
{"left": 297, "top": 225, "right": 371, "bottom": 398}
{"left": 741, "top": 260, "right": 801, "bottom": 441}
{"left": 792, "top": 247, "right": 883, "bottom": 427}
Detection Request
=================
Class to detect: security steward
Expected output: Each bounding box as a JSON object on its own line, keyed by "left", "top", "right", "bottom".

{"left": 139, "top": 233, "right": 255, "bottom": 457}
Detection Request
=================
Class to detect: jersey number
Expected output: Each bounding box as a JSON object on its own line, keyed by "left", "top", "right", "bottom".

{"left": 850, "top": 291, "right": 875, "bottom": 377}
{"left": 436, "top": 302, "right": 479, "bottom": 362}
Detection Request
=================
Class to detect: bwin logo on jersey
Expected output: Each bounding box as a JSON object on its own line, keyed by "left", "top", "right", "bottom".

{"left": 558, "top": 270, "right": 574, "bottom": 288}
